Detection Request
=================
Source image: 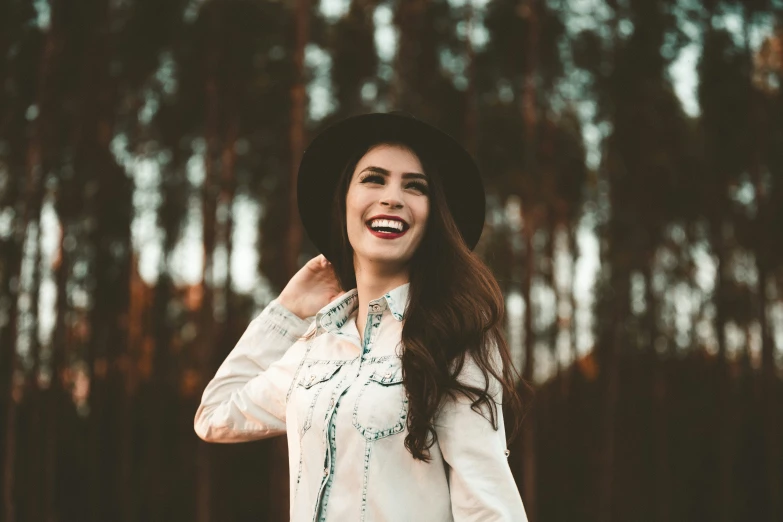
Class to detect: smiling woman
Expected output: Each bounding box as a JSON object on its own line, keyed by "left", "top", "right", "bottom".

{"left": 195, "top": 112, "right": 529, "bottom": 522}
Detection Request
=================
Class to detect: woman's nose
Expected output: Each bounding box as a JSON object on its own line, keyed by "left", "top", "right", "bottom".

{"left": 380, "top": 185, "right": 404, "bottom": 208}
{"left": 380, "top": 196, "right": 403, "bottom": 209}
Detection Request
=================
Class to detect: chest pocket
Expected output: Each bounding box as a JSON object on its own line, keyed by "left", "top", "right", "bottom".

{"left": 352, "top": 361, "right": 408, "bottom": 441}
{"left": 295, "top": 362, "right": 343, "bottom": 434}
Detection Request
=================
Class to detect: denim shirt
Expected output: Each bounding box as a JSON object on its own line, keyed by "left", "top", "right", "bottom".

{"left": 194, "top": 282, "right": 528, "bottom": 522}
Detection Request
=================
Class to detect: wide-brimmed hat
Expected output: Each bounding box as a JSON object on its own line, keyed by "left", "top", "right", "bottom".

{"left": 296, "top": 111, "right": 485, "bottom": 262}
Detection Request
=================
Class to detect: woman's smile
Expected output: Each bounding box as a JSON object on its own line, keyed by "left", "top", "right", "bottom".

{"left": 365, "top": 215, "right": 410, "bottom": 239}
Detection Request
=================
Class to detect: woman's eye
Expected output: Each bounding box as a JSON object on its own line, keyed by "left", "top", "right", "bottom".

{"left": 361, "top": 174, "right": 384, "bottom": 184}
{"left": 360, "top": 175, "right": 428, "bottom": 194}
{"left": 408, "top": 182, "right": 429, "bottom": 194}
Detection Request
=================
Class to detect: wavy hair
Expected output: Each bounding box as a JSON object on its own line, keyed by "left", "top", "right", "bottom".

{"left": 319, "top": 138, "right": 528, "bottom": 462}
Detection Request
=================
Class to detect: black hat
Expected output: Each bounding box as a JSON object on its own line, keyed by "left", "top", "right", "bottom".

{"left": 296, "top": 111, "right": 485, "bottom": 262}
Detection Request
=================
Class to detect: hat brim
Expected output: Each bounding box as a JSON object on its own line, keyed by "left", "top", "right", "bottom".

{"left": 296, "top": 112, "right": 485, "bottom": 262}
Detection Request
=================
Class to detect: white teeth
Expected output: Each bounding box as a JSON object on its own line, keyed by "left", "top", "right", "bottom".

{"left": 369, "top": 219, "right": 404, "bottom": 231}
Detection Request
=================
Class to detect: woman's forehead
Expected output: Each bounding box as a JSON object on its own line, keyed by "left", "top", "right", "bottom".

{"left": 354, "top": 143, "right": 424, "bottom": 175}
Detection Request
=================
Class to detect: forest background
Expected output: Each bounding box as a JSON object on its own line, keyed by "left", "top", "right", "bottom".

{"left": 1, "top": 0, "right": 782, "bottom": 521}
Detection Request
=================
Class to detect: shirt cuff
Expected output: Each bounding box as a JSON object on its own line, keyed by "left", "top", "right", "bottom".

{"left": 257, "top": 298, "right": 312, "bottom": 343}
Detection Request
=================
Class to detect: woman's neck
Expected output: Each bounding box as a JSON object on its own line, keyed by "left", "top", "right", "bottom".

{"left": 353, "top": 259, "right": 409, "bottom": 342}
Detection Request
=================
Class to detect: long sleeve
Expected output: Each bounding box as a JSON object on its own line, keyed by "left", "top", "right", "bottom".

{"left": 194, "top": 298, "right": 315, "bottom": 443}
{"left": 434, "top": 348, "right": 528, "bottom": 522}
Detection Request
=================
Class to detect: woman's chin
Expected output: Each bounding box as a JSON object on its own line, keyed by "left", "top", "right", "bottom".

{"left": 355, "top": 249, "right": 412, "bottom": 267}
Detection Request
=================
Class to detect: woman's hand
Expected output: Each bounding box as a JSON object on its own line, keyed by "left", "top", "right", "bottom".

{"left": 278, "top": 254, "right": 346, "bottom": 319}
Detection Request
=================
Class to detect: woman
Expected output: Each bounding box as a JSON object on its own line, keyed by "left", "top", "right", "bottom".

{"left": 194, "top": 112, "right": 529, "bottom": 521}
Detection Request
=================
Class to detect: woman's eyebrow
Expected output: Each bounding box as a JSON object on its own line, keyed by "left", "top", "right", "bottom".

{"left": 360, "top": 166, "right": 428, "bottom": 181}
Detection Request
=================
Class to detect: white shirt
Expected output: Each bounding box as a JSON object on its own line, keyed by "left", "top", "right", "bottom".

{"left": 194, "top": 282, "right": 528, "bottom": 521}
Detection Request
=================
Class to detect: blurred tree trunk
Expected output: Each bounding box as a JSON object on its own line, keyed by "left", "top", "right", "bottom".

{"left": 286, "top": 0, "right": 308, "bottom": 278}
{"left": 28, "top": 10, "right": 64, "bottom": 520}
{"left": 46, "top": 226, "right": 71, "bottom": 522}
{"left": 756, "top": 254, "right": 780, "bottom": 521}
{"left": 711, "top": 219, "right": 733, "bottom": 522}
{"left": 0, "top": 109, "right": 22, "bottom": 522}
{"left": 195, "top": 13, "right": 222, "bottom": 522}
{"left": 519, "top": 0, "right": 539, "bottom": 518}
{"left": 331, "top": 0, "right": 378, "bottom": 120}
{"left": 393, "top": 0, "right": 428, "bottom": 115}
{"left": 1, "top": 232, "right": 20, "bottom": 522}
{"left": 391, "top": 0, "right": 416, "bottom": 109}
{"left": 218, "top": 119, "right": 238, "bottom": 325}
{"left": 597, "top": 4, "right": 622, "bottom": 519}
{"left": 700, "top": 8, "right": 736, "bottom": 521}
{"left": 147, "top": 272, "right": 175, "bottom": 520}
{"left": 744, "top": 11, "right": 781, "bottom": 520}
{"left": 79, "top": 2, "right": 132, "bottom": 521}
{"left": 568, "top": 228, "right": 579, "bottom": 392}
{"left": 463, "top": 0, "right": 477, "bottom": 156}
{"left": 0, "top": 152, "right": 21, "bottom": 520}
{"left": 145, "top": 151, "right": 187, "bottom": 520}
{"left": 3, "top": 3, "right": 62, "bottom": 514}
{"left": 642, "top": 260, "right": 670, "bottom": 522}
{"left": 519, "top": 211, "right": 536, "bottom": 515}
{"left": 84, "top": 100, "right": 133, "bottom": 522}
{"left": 49, "top": 113, "right": 75, "bottom": 522}
{"left": 597, "top": 265, "right": 624, "bottom": 522}
{"left": 22, "top": 222, "right": 43, "bottom": 522}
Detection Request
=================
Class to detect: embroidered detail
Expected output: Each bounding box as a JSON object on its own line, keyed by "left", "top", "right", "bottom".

{"left": 363, "top": 354, "right": 399, "bottom": 364}
{"left": 367, "top": 366, "right": 403, "bottom": 386}
{"left": 316, "top": 384, "right": 346, "bottom": 522}
{"left": 294, "top": 431, "right": 306, "bottom": 501}
{"left": 296, "top": 362, "right": 345, "bottom": 435}
{"left": 353, "top": 361, "right": 408, "bottom": 441}
{"left": 317, "top": 291, "right": 360, "bottom": 333}
{"left": 360, "top": 441, "right": 372, "bottom": 522}
{"left": 286, "top": 342, "right": 315, "bottom": 405}
{"left": 298, "top": 364, "right": 343, "bottom": 390}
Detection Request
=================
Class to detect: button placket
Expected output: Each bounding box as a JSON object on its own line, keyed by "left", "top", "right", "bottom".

{"left": 317, "top": 380, "right": 348, "bottom": 522}
{"left": 316, "top": 301, "right": 388, "bottom": 521}
{"left": 362, "top": 305, "right": 385, "bottom": 357}
{"left": 318, "top": 309, "right": 381, "bottom": 520}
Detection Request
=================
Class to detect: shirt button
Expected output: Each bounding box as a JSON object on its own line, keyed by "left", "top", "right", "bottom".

{"left": 504, "top": 449, "right": 511, "bottom": 458}
{"left": 323, "top": 468, "right": 329, "bottom": 477}
{"left": 384, "top": 373, "right": 391, "bottom": 379}
{"left": 329, "top": 399, "right": 335, "bottom": 408}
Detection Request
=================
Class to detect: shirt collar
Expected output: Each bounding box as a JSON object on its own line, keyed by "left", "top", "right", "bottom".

{"left": 315, "top": 282, "right": 410, "bottom": 334}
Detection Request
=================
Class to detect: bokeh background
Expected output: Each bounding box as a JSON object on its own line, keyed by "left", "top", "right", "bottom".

{"left": 1, "top": 0, "right": 783, "bottom": 521}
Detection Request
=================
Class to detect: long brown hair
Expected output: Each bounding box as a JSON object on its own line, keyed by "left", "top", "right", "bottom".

{"left": 323, "top": 138, "right": 527, "bottom": 462}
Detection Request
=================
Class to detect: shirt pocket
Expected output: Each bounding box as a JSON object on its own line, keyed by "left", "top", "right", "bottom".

{"left": 352, "top": 361, "right": 409, "bottom": 441}
{"left": 295, "top": 362, "right": 343, "bottom": 434}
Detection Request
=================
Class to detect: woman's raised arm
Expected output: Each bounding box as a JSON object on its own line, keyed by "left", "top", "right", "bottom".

{"left": 194, "top": 254, "right": 345, "bottom": 443}
{"left": 193, "top": 299, "right": 313, "bottom": 442}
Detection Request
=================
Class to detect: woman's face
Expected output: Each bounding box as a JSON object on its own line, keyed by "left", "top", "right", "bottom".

{"left": 345, "top": 143, "right": 430, "bottom": 272}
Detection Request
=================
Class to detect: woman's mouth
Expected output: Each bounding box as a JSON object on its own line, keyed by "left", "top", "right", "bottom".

{"left": 365, "top": 220, "right": 408, "bottom": 239}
